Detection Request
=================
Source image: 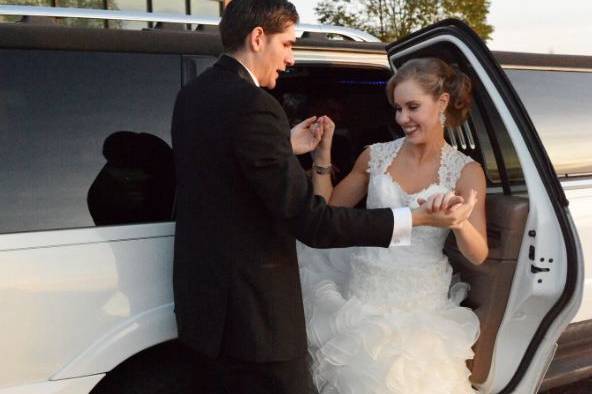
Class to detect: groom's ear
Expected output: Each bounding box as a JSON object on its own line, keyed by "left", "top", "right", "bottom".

{"left": 247, "top": 26, "right": 266, "bottom": 53}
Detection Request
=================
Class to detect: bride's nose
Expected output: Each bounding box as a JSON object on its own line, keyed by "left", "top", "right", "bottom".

{"left": 396, "top": 109, "right": 409, "bottom": 125}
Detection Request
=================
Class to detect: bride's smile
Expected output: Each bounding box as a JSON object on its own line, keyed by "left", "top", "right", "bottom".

{"left": 394, "top": 84, "right": 447, "bottom": 143}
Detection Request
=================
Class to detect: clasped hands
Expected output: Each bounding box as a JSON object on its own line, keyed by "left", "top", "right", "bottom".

{"left": 414, "top": 190, "right": 478, "bottom": 230}
{"left": 291, "top": 116, "right": 334, "bottom": 156}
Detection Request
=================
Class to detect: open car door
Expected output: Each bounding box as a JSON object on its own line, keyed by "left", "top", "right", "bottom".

{"left": 386, "top": 19, "right": 584, "bottom": 393}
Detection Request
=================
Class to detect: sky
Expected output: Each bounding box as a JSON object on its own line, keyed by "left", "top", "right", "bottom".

{"left": 291, "top": 0, "right": 592, "bottom": 56}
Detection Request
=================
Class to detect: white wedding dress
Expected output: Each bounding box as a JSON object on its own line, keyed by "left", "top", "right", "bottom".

{"left": 298, "top": 137, "right": 480, "bottom": 394}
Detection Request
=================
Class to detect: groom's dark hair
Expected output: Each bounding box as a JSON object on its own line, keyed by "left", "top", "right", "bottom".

{"left": 220, "top": 0, "right": 299, "bottom": 52}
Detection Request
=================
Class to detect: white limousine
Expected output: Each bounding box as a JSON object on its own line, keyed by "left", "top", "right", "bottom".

{"left": 0, "top": 5, "right": 590, "bottom": 394}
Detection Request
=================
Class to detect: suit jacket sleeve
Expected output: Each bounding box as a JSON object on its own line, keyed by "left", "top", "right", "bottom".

{"left": 232, "top": 91, "right": 394, "bottom": 249}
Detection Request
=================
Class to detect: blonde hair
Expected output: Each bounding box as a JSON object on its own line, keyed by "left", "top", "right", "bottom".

{"left": 386, "top": 58, "right": 472, "bottom": 128}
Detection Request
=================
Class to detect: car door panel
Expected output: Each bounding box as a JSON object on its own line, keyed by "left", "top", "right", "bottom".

{"left": 386, "top": 19, "right": 583, "bottom": 393}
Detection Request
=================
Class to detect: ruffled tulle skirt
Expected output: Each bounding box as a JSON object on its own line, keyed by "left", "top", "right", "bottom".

{"left": 298, "top": 243, "right": 480, "bottom": 394}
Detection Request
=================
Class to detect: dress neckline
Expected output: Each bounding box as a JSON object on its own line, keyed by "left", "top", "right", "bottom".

{"left": 382, "top": 138, "right": 449, "bottom": 196}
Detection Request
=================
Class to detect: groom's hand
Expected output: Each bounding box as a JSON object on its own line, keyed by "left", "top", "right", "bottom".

{"left": 291, "top": 116, "right": 321, "bottom": 155}
{"left": 414, "top": 191, "right": 476, "bottom": 229}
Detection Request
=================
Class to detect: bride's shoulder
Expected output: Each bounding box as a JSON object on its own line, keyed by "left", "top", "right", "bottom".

{"left": 365, "top": 138, "right": 405, "bottom": 174}
{"left": 442, "top": 145, "right": 484, "bottom": 188}
{"left": 445, "top": 144, "right": 475, "bottom": 168}
{"left": 367, "top": 137, "right": 404, "bottom": 157}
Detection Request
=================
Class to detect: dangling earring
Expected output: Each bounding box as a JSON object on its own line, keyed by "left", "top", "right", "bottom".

{"left": 439, "top": 112, "right": 447, "bottom": 128}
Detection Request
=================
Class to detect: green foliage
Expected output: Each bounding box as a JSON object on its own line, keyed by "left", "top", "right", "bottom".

{"left": 0, "top": 0, "right": 52, "bottom": 5}
{"left": 314, "top": 0, "right": 493, "bottom": 42}
{"left": 0, "top": 0, "right": 122, "bottom": 28}
{"left": 316, "top": 0, "right": 364, "bottom": 29}
{"left": 59, "top": 0, "right": 109, "bottom": 28}
{"left": 0, "top": 0, "right": 52, "bottom": 22}
{"left": 441, "top": 0, "right": 493, "bottom": 41}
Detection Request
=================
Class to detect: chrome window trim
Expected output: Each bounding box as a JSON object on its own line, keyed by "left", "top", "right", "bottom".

{"left": 560, "top": 177, "right": 592, "bottom": 191}
{"left": 0, "top": 5, "right": 216, "bottom": 24}
{"left": 0, "top": 5, "right": 380, "bottom": 42}
{"left": 297, "top": 23, "right": 381, "bottom": 42}
{"left": 502, "top": 65, "right": 592, "bottom": 73}
{"left": 293, "top": 49, "right": 389, "bottom": 68}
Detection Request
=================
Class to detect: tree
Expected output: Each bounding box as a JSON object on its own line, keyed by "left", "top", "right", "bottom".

{"left": 315, "top": 0, "right": 493, "bottom": 42}
{"left": 441, "top": 0, "right": 492, "bottom": 40}
{"left": 0, "top": 0, "right": 122, "bottom": 28}
{"left": 0, "top": 0, "right": 53, "bottom": 22}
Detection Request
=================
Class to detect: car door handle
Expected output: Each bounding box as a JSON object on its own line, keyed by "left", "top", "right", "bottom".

{"left": 531, "top": 265, "right": 551, "bottom": 274}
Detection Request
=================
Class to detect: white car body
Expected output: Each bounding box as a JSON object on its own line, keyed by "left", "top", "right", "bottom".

{"left": 0, "top": 7, "right": 588, "bottom": 394}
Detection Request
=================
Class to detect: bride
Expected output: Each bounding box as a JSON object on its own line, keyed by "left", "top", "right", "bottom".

{"left": 298, "top": 57, "right": 489, "bottom": 393}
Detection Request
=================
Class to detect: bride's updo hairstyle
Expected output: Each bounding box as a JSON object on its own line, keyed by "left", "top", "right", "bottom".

{"left": 386, "top": 58, "right": 472, "bottom": 128}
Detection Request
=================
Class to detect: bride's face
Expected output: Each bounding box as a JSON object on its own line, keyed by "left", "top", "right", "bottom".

{"left": 393, "top": 79, "right": 447, "bottom": 145}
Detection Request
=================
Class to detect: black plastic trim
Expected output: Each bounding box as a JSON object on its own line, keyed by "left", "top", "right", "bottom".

{"left": 0, "top": 24, "right": 224, "bottom": 55}
{"left": 2, "top": 22, "right": 592, "bottom": 70}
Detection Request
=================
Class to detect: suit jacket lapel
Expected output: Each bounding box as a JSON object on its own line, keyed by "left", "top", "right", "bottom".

{"left": 215, "top": 54, "right": 257, "bottom": 86}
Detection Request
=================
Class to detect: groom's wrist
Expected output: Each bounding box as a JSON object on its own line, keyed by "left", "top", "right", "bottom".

{"left": 389, "top": 208, "right": 412, "bottom": 246}
{"left": 411, "top": 208, "right": 428, "bottom": 227}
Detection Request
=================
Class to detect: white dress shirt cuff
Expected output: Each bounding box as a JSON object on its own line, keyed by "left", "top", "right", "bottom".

{"left": 390, "top": 207, "right": 412, "bottom": 246}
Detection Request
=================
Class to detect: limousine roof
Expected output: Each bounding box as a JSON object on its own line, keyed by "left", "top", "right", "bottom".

{"left": 1, "top": 16, "right": 591, "bottom": 71}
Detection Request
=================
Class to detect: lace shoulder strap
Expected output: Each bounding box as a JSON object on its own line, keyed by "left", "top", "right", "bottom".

{"left": 367, "top": 138, "right": 405, "bottom": 175}
{"left": 439, "top": 144, "right": 475, "bottom": 190}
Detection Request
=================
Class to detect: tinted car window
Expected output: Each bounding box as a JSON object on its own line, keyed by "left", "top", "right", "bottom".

{"left": 506, "top": 69, "right": 592, "bottom": 177}
{"left": 0, "top": 49, "right": 180, "bottom": 234}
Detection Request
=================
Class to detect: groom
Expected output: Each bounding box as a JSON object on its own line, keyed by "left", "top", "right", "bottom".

{"left": 171, "top": 0, "right": 418, "bottom": 392}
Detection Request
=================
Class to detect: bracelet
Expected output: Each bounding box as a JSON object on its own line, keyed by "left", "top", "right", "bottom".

{"left": 313, "top": 163, "right": 332, "bottom": 175}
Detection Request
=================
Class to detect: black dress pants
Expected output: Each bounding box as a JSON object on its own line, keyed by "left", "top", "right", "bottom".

{"left": 190, "top": 349, "right": 315, "bottom": 394}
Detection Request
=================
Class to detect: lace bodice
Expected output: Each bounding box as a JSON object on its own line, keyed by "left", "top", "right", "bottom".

{"left": 367, "top": 137, "right": 474, "bottom": 208}
{"left": 346, "top": 138, "right": 474, "bottom": 309}
{"left": 367, "top": 137, "right": 473, "bottom": 248}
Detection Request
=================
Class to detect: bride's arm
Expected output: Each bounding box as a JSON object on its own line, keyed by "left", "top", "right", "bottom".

{"left": 312, "top": 144, "right": 370, "bottom": 208}
{"left": 452, "top": 162, "right": 489, "bottom": 264}
{"left": 311, "top": 117, "right": 369, "bottom": 207}
{"left": 325, "top": 149, "right": 371, "bottom": 207}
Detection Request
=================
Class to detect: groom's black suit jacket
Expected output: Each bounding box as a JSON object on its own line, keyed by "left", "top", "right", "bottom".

{"left": 171, "top": 55, "right": 394, "bottom": 362}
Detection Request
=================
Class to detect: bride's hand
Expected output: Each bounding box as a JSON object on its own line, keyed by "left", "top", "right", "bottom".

{"left": 312, "top": 115, "right": 335, "bottom": 164}
{"left": 417, "top": 191, "right": 463, "bottom": 214}
{"left": 416, "top": 190, "right": 477, "bottom": 229}
{"left": 446, "top": 189, "right": 478, "bottom": 229}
